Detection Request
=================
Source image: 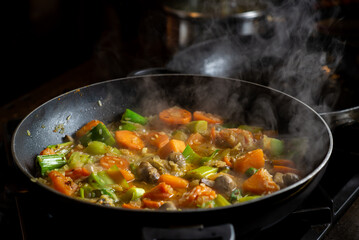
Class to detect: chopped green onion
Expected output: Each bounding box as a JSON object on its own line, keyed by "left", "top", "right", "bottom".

{"left": 200, "top": 149, "right": 219, "bottom": 164}
{"left": 120, "top": 187, "right": 145, "bottom": 203}
{"left": 263, "top": 136, "right": 284, "bottom": 157}
{"left": 182, "top": 145, "right": 202, "bottom": 164}
{"left": 67, "top": 152, "right": 92, "bottom": 169}
{"left": 79, "top": 123, "right": 115, "bottom": 147}
{"left": 214, "top": 194, "right": 231, "bottom": 207}
{"left": 185, "top": 166, "right": 218, "bottom": 179}
{"left": 121, "top": 109, "right": 147, "bottom": 125}
{"left": 84, "top": 141, "right": 108, "bottom": 155}
{"left": 36, "top": 154, "right": 67, "bottom": 176}
{"left": 245, "top": 167, "right": 258, "bottom": 177}
{"left": 237, "top": 195, "right": 261, "bottom": 203}
{"left": 47, "top": 141, "right": 73, "bottom": 155}
{"left": 186, "top": 120, "right": 208, "bottom": 134}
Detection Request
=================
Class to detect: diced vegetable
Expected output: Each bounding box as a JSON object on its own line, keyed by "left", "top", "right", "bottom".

{"left": 143, "top": 182, "right": 174, "bottom": 201}
{"left": 84, "top": 141, "right": 108, "bottom": 155}
{"left": 158, "top": 174, "right": 189, "bottom": 189}
{"left": 186, "top": 120, "right": 208, "bottom": 134}
{"left": 180, "top": 183, "right": 217, "bottom": 208}
{"left": 121, "top": 109, "right": 148, "bottom": 125}
{"left": 214, "top": 194, "right": 231, "bottom": 207}
{"left": 121, "top": 187, "right": 145, "bottom": 202}
{"left": 182, "top": 145, "right": 202, "bottom": 163}
{"left": 118, "top": 121, "right": 138, "bottom": 131}
{"left": 142, "top": 198, "right": 164, "bottom": 209}
{"left": 106, "top": 165, "right": 131, "bottom": 188}
{"left": 146, "top": 131, "right": 169, "bottom": 149}
{"left": 262, "top": 135, "right": 284, "bottom": 157}
{"left": 186, "top": 166, "right": 218, "bottom": 179}
{"left": 200, "top": 149, "right": 219, "bottom": 164}
{"left": 79, "top": 123, "right": 115, "bottom": 147}
{"left": 229, "top": 189, "right": 241, "bottom": 203}
{"left": 159, "top": 107, "right": 192, "bottom": 125}
{"left": 115, "top": 130, "right": 144, "bottom": 150}
{"left": 158, "top": 139, "right": 186, "bottom": 159}
{"left": 242, "top": 168, "right": 279, "bottom": 195}
{"left": 88, "top": 171, "right": 114, "bottom": 189}
{"left": 47, "top": 141, "right": 74, "bottom": 155}
{"left": 99, "top": 155, "right": 130, "bottom": 170}
{"left": 193, "top": 111, "right": 223, "bottom": 124}
{"left": 76, "top": 120, "right": 103, "bottom": 138}
{"left": 67, "top": 152, "right": 92, "bottom": 169}
{"left": 65, "top": 167, "right": 90, "bottom": 180}
{"left": 186, "top": 133, "right": 206, "bottom": 146}
{"left": 234, "top": 149, "right": 265, "bottom": 174}
{"left": 245, "top": 167, "right": 258, "bottom": 177}
{"left": 40, "top": 147, "right": 56, "bottom": 155}
{"left": 37, "top": 154, "right": 67, "bottom": 176}
{"left": 172, "top": 130, "right": 188, "bottom": 141}
{"left": 237, "top": 195, "right": 261, "bottom": 203}
{"left": 48, "top": 170, "right": 78, "bottom": 196}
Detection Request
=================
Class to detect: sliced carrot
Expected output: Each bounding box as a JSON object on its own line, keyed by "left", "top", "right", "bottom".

{"left": 187, "top": 133, "right": 207, "bottom": 146}
{"left": 122, "top": 203, "right": 142, "bottom": 209}
{"left": 158, "top": 139, "right": 186, "bottom": 159}
{"left": 40, "top": 147, "right": 56, "bottom": 155}
{"left": 119, "top": 168, "right": 135, "bottom": 182}
{"left": 159, "top": 174, "right": 189, "bottom": 189}
{"left": 143, "top": 182, "right": 174, "bottom": 201}
{"left": 193, "top": 111, "right": 223, "bottom": 124}
{"left": 210, "top": 126, "right": 216, "bottom": 143}
{"left": 223, "top": 156, "right": 233, "bottom": 167}
{"left": 100, "top": 155, "right": 130, "bottom": 170}
{"left": 272, "top": 165, "right": 300, "bottom": 175}
{"left": 146, "top": 131, "right": 169, "bottom": 149}
{"left": 48, "top": 170, "right": 78, "bottom": 196}
{"left": 65, "top": 167, "right": 90, "bottom": 180}
{"left": 159, "top": 107, "right": 192, "bottom": 125}
{"left": 272, "top": 159, "right": 296, "bottom": 168}
{"left": 76, "top": 120, "right": 102, "bottom": 138}
{"left": 142, "top": 198, "right": 164, "bottom": 209}
{"left": 242, "top": 168, "right": 279, "bottom": 195}
{"left": 115, "top": 130, "right": 144, "bottom": 150}
{"left": 234, "top": 149, "right": 265, "bottom": 174}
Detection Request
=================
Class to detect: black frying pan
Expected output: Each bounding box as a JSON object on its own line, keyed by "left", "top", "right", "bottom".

{"left": 11, "top": 74, "right": 332, "bottom": 239}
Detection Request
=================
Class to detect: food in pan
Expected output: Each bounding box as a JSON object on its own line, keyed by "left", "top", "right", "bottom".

{"left": 36, "top": 107, "right": 301, "bottom": 210}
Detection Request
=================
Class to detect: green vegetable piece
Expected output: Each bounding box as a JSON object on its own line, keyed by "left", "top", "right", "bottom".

{"left": 172, "top": 130, "right": 188, "bottom": 141}
{"left": 182, "top": 145, "right": 202, "bottom": 164}
{"left": 100, "top": 188, "right": 119, "bottom": 202}
{"left": 263, "top": 136, "right": 284, "bottom": 157}
{"left": 36, "top": 154, "right": 67, "bottom": 176}
{"left": 119, "top": 121, "right": 137, "bottom": 131}
{"left": 238, "top": 195, "right": 261, "bottom": 203}
{"left": 79, "top": 123, "right": 115, "bottom": 147}
{"left": 85, "top": 141, "right": 108, "bottom": 155}
{"left": 186, "top": 120, "right": 208, "bottom": 134}
{"left": 47, "top": 141, "right": 74, "bottom": 155}
{"left": 186, "top": 166, "right": 218, "bottom": 179}
{"left": 245, "top": 167, "right": 258, "bottom": 177}
{"left": 200, "top": 149, "right": 219, "bottom": 164}
{"left": 121, "top": 109, "right": 147, "bottom": 125}
{"left": 238, "top": 125, "right": 263, "bottom": 133}
{"left": 214, "top": 194, "right": 231, "bottom": 207}
{"left": 229, "top": 189, "right": 241, "bottom": 203}
{"left": 88, "top": 171, "right": 114, "bottom": 189}
{"left": 67, "top": 152, "right": 92, "bottom": 169}
{"left": 121, "top": 187, "right": 145, "bottom": 203}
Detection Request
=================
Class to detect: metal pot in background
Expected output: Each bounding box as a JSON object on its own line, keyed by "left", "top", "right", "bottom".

{"left": 162, "top": 0, "right": 270, "bottom": 53}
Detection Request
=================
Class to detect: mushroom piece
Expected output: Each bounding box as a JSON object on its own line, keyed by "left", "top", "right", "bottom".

{"left": 273, "top": 172, "right": 300, "bottom": 188}
{"left": 159, "top": 201, "right": 177, "bottom": 211}
{"left": 213, "top": 174, "right": 237, "bottom": 198}
{"left": 136, "top": 161, "right": 160, "bottom": 184}
{"left": 167, "top": 152, "right": 186, "bottom": 168}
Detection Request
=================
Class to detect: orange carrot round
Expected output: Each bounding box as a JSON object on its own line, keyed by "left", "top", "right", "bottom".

{"left": 193, "top": 111, "right": 223, "bottom": 124}
{"left": 159, "top": 107, "right": 192, "bottom": 125}
{"left": 146, "top": 131, "right": 170, "bottom": 149}
{"left": 40, "top": 147, "right": 56, "bottom": 155}
{"left": 76, "top": 120, "right": 103, "bottom": 138}
{"left": 48, "top": 170, "right": 78, "bottom": 196}
{"left": 65, "top": 167, "right": 90, "bottom": 180}
{"left": 115, "top": 130, "right": 144, "bottom": 150}
{"left": 100, "top": 155, "right": 130, "bottom": 169}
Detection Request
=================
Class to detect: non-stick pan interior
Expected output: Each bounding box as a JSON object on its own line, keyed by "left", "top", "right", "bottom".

{"left": 12, "top": 74, "right": 332, "bottom": 195}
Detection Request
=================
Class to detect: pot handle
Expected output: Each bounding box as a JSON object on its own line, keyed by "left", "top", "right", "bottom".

{"left": 142, "top": 223, "right": 235, "bottom": 240}
{"left": 128, "top": 67, "right": 180, "bottom": 77}
{"left": 319, "top": 106, "right": 359, "bottom": 129}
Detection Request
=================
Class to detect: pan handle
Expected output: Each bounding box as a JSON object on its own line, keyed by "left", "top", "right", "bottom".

{"left": 142, "top": 223, "right": 235, "bottom": 240}
{"left": 319, "top": 106, "right": 359, "bottom": 129}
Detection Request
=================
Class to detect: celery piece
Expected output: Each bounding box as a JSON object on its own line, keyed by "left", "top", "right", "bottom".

{"left": 47, "top": 141, "right": 74, "bottom": 155}
{"left": 36, "top": 154, "right": 66, "bottom": 176}
{"left": 263, "top": 135, "right": 284, "bottom": 157}
{"left": 237, "top": 195, "right": 261, "bottom": 203}
{"left": 121, "top": 109, "right": 147, "bottom": 125}
{"left": 200, "top": 149, "right": 219, "bottom": 164}
{"left": 186, "top": 120, "right": 208, "bottom": 134}
{"left": 119, "top": 122, "right": 137, "bottom": 131}
{"left": 88, "top": 171, "right": 114, "bottom": 189}
{"left": 79, "top": 123, "right": 115, "bottom": 147}
{"left": 238, "top": 125, "right": 263, "bottom": 133}
{"left": 120, "top": 187, "right": 145, "bottom": 203}
{"left": 85, "top": 141, "right": 108, "bottom": 155}
{"left": 107, "top": 165, "right": 130, "bottom": 189}
{"left": 214, "top": 194, "right": 231, "bottom": 207}
{"left": 182, "top": 145, "right": 202, "bottom": 164}
{"left": 67, "top": 152, "right": 92, "bottom": 169}
{"left": 186, "top": 166, "right": 218, "bottom": 179}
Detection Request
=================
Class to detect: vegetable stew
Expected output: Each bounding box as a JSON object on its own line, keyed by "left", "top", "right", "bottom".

{"left": 35, "top": 107, "right": 302, "bottom": 210}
